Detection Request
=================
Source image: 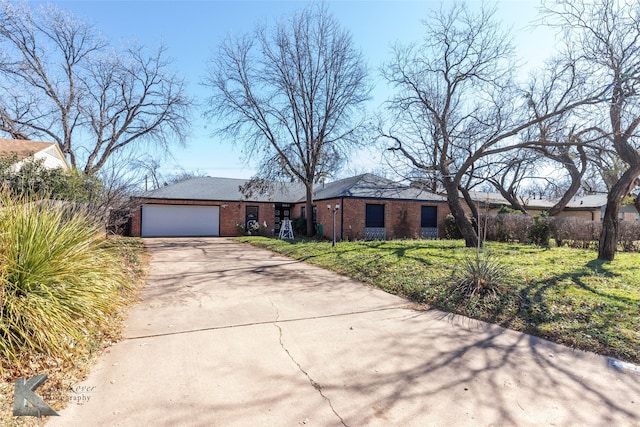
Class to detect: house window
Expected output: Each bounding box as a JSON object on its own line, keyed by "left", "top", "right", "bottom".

{"left": 420, "top": 205, "right": 438, "bottom": 239}
{"left": 420, "top": 206, "right": 438, "bottom": 228}
{"left": 301, "top": 206, "right": 318, "bottom": 224}
{"left": 365, "top": 204, "right": 385, "bottom": 228}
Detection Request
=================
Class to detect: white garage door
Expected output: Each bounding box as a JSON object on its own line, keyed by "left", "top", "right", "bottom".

{"left": 141, "top": 205, "right": 220, "bottom": 237}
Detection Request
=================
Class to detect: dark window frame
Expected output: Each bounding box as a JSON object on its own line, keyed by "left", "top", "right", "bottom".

{"left": 421, "top": 205, "right": 438, "bottom": 228}
{"left": 365, "top": 204, "right": 385, "bottom": 228}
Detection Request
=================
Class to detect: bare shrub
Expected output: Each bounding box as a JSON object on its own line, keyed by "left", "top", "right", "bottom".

{"left": 483, "top": 213, "right": 532, "bottom": 243}
{"left": 550, "top": 217, "right": 601, "bottom": 249}
{"left": 619, "top": 221, "right": 640, "bottom": 252}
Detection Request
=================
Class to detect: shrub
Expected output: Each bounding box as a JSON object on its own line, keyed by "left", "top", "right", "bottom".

{"left": 235, "top": 222, "right": 246, "bottom": 234}
{"left": 527, "top": 212, "right": 551, "bottom": 246}
{"left": 549, "top": 217, "right": 601, "bottom": 249}
{"left": 453, "top": 251, "right": 506, "bottom": 300}
{"left": 444, "top": 214, "right": 462, "bottom": 239}
{"left": 619, "top": 220, "right": 640, "bottom": 252}
{"left": 0, "top": 192, "right": 134, "bottom": 369}
{"left": 292, "top": 217, "right": 307, "bottom": 235}
{"left": 497, "top": 205, "right": 518, "bottom": 214}
{"left": 483, "top": 213, "right": 531, "bottom": 243}
{"left": 0, "top": 155, "right": 102, "bottom": 202}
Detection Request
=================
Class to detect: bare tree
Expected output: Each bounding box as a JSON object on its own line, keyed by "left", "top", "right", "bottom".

{"left": 204, "top": 4, "right": 369, "bottom": 236}
{"left": 543, "top": 0, "right": 640, "bottom": 260}
{"left": 0, "top": 1, "right": 191, "bottom": 174}
{"left": 381, "top": 3, "right": 600, "bottom": 248}
{"left": 484, "top": 150, "right": 541, "bottom": 213}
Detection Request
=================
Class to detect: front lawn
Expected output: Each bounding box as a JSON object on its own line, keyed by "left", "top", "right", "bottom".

{"left": 235, "top": 237, "right": 640, "bottom": 365}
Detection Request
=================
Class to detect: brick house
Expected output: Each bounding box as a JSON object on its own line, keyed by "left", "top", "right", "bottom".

{"left": 130, "top": 173, "right": 450, "bottom": 240}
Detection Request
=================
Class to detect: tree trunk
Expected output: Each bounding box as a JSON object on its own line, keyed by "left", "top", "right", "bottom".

{"left": 305, "top": 184, "right": 314, "bottom": 237}
{"left": 443, "top": 178, "right": 478, "bottom": 248}
{"left": 598, "top": 166, "right": 640, "bottom": 260}
{"left": 547, "top": 149, "right": 587, "bottom": 216}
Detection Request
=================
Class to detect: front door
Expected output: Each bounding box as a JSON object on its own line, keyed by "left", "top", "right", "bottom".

{"left": 274, "top": 203, "right": 291, "bottom": 233}
{"left": 246, "top": 206, "right": 259, "bottom": 232}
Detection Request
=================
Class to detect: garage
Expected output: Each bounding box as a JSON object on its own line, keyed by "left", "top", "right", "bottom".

{"left": 141, "top": 204, "right": 220, "bottom": 237}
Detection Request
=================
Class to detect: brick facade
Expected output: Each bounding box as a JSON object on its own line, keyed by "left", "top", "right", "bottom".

{"left": 314, "top": 198, "right": 449, "bottom": 241}
{"left": 132, "top": 196, "right": 451, "bottom": 240}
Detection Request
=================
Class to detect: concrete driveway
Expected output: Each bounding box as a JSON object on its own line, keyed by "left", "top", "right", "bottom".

{"left": 48, "top": 238, "right": 638, "bottom": 426}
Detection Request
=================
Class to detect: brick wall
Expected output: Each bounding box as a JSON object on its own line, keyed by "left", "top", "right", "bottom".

{"left": 315, "top": 198, "right": 450, "bottom": 241}
{"left": 131, "top": 197, "right": 451, "bottom": 240}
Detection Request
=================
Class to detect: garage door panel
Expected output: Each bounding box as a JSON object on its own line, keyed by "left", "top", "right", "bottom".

{"left": 142, "top": 205, "right": 219, "bottom": 237}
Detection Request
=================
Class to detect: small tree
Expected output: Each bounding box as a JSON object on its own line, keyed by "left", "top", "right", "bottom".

{"left": 204, "top": 4, "right": 369, "bottom": 236}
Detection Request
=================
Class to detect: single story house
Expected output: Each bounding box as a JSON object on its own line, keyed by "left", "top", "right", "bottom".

{"left": 0, "top": 138, "right": 69, "bottom": 170}
{"left": 468, "top": 191, "right": 639, "bottom": 222}
{"left": 130, "top": 173, "right": 450, "bottom": 240}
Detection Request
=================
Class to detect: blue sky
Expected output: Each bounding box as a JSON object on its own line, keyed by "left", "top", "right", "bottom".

{"left": 43, "top": 0, "right": 554, "bottom": 180}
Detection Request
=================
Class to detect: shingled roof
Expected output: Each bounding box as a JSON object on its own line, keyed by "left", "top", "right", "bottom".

{"left": 312, "top": 173, "right": 447, "bottom": 202}
{"left": 141, "top": 173, "right": 448, "bottom": 203}
{"left": 0, "top": 138, "right": 69, "bottom": 170}
{"left": 142, "top": 177, "right": 305, "bottom": 202}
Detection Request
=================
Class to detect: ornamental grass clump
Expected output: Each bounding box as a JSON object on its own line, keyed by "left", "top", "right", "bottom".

{"left": 453, "top": 251, "right": 506, "bottom": 300}
{"left": 0, "top": 192, "right": 133, "bottom": 369}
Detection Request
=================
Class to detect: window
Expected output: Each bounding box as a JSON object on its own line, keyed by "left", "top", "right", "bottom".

{"left": 302, "top": 206, "right": 318, "bottom": 222}
{"left": 421, "top": 206, "right": 438, "bottom": 228}
{"left": 365, "top": 204, "right": 385, "bottom": 228}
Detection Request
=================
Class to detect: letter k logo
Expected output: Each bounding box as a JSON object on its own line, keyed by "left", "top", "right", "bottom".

{"left": 13, "top": 374, "right": 59, "bottom": 417}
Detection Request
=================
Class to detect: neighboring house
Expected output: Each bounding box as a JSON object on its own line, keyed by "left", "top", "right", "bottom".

{"left": 468, "top": 191, "right": 639, "bottom": 222}
{"left": 0, "top": 138, "right": 69, "bottom": 171}
{"left": 130, "top": 173, "right": 450, "bottom": 240}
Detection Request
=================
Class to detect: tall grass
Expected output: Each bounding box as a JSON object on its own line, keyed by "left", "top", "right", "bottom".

{"left": 0, "top": 192, "right": 134, "bottom": 370}
{"left": 453, "top": 251, "right": 506, "bottom": 300}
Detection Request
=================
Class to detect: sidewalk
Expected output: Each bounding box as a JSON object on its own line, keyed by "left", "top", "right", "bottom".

{"left": 47, "top": 238, "right": 639, "bottom": 426}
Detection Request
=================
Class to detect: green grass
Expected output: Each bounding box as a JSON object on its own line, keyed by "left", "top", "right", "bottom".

{"left": 235, "top": 237, "right": 640, "bottom": 364}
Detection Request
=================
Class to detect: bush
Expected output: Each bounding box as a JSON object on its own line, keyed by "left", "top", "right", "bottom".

{"left": 527, "top": 212, "right": 551, "bottom": 246}
{"left": 619, "top": 220, "right": 640, "bottom": 252}
{"left": 0, "top": 192, "right": 134, "bottom": 369}
{"left": 453, "top": 251, "right": 506, "bottom": 300}
{"left": 549, "top": 217, "right": 601, "bottom": 249}
{"left": 237, "top": 221, "right": 270, "bottom": 236}
{"left": 0, "top": 155, "right": 102, "bottom": 202}
{"left": 483, "top": 213, "right": 531, "bottom": 243}
{"left": 292, "top": 217, "right": 308, "bottom": 235}
{"left": 444, "top": 214, "right": 462, "bottom": 239}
